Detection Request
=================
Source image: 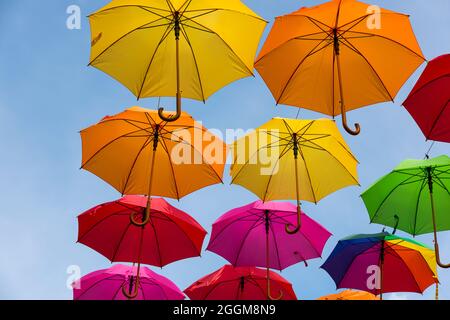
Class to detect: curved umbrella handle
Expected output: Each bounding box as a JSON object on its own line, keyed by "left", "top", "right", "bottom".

{"left": 434, "top": 242, "right": 450, "bottom": 268}
{"left": 267, "top": 275, "right": 283, "bottom": 301}
{"left": 341, "top": 111, "right": 360, "bottom": 136}
{"left": 130, "top": 209, "right": 150, "bottom": 227}
{"left": 122, "top": 274, "right": 140, "bottom": 299}
{"left": 158, "top": 104, "right": 181, "bottom": 122}
{"left": 285, "top": 206, "right": 301, "bottom": 234}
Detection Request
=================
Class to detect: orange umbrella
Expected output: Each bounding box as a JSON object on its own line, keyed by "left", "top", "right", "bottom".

{"left": 255, "top": 0, "right": 425, "bottom": 135}
{"left": 318, "top": 289, "right": 379, "bottom": 300}
{"left": 80, "top": 107, "right": 226, "bottom": 226}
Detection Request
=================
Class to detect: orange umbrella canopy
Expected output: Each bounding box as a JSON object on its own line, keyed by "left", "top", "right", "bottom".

{"left": 80, "top": 107, "right": 226, "bottom": 199}
{"left": 318, "top": 289, "right": 379, "bottom": 300}
{"left": 255, "top": 0, "right": 425, "bottom": 135}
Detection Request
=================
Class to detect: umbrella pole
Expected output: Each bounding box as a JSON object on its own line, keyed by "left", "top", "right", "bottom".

{"left": 265, "top": 210, "right": 283, "bottom": 300}
{"left": 379, "top": 239, "right": 384, "bottom": 301}
{"left": 334, "top": 29, "right": 360, "bottom": 136}
{"left": 122, "top": 227, "right": 145, "bottom": 299}
{"left": 427, "top": 167, "right": 450, "bottom": 268}
{"left": 286, "top": 134, "right": 301, "bottom": 234}
{"left": 158, "top": 11, "right": 182, "bottom": 122}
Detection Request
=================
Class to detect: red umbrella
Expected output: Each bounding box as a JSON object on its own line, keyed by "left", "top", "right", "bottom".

{"left": 403, "top": 54, "right": 450, "bottom": 142}
{"left": 77, "top": 195, "right": 206, "bottom": 298}
{"left": 184, "top": 265, "right": 297, "bottom": 300}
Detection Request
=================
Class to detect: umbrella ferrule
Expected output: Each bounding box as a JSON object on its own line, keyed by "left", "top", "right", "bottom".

{"left": 333, "top": 28, "right": 340, "bottom": 55}
{"left": 292, "top": 133, "right": 299, "bottom": 159}
{"left": 153, "top": 124, "right": 160, "bottom": 151}
{"left": 174, "top": 11, "right": 181, "bottom": 40}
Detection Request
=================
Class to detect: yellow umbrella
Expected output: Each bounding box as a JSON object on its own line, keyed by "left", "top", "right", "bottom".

{"left": 88, "top": 0, "right": 267, "bottom": 121}
{"left": 81, "top": 106, "right": 227, "bottom": 226}
{"left": 230, "top": 118, "right": 359, "bottom": 233}
{"left": 255, "top": 0, "right": 425, "bottom": 135}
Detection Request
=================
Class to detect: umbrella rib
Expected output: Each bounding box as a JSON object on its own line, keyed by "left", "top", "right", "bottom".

{"left": 232, "top": 219, "right": 265, "bottom": 266}
{"left": 158, "top": 138, "right": 181, "bottom": 200}
{"left": 78, "top": 210, "right": 134, "bottom": 242}
{"left": 89, "top": 15, "right": 172, "bottom": 66}
{"left": 183, "top": 8, "right": 267, "bottom": 23}
{"left": 208, "top": 212, "right": 259, "bottom": 248}
{"left": 369, "top": 174, "right": 422, "bottom": 223}
{"left": 75, "top": 275, "right": 121, "bottom": 300}
{"left": 276, "top": 36, "right": 333, "bottom": 105}
{"left": 261, "top": 141, "right": 294, "bottom": 202}
{"left": 412, "top": 179, "right": 427, "bottom": 235}
{"left": 81, "top": 127, "right": 152, "bottom": 168}
{"left": 404, "top": 75, "right": 450, "bottom": 104}
{"left": 137, "top": 23, "right": 176, "bottom": 99}
{"left": 148, "top": 214, "right": 164, "bottom": 267}
{"left": 432, "top": 171, "right": 450, "bottom": 195}
{"left": 338, "top": 35, "right": 394, "bottom": 102}
{"left": 268, "top": 219, "right": 283, "bottom": 270}
{"left": 247, "top": 275, "right": 273, "bottom": 298}
{"left": 427, "top": 100, "right": 450, "bottom": 139}
{"left": 111, "top": 223, "right": 134, "bottom": 262}
{"left": 183, "top": 18, "right": 254, "bottom": 76}
{"left": 298, "top": 143, "right": 318, "bottom": 204}
{"left": 89, "top": 5, "right": 171, "bottom": 18}
{"left": 179, "top": 24, "right": 206, "bottom": 103}
{"left": 121, "top": 137, "right": 153, "bottom": 195}
{"left": 344, "top": 30, "right": 426, "bottom": 60}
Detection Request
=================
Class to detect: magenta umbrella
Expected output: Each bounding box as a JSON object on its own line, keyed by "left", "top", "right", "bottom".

{"left": 73, "top": 264, "right": 185, "bottom": 300}
{"left": 207, "top": 200, "right": 331, "bottom": 300}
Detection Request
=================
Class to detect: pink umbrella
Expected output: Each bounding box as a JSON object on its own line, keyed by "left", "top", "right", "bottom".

{"left": 207, "top": 200, "right": 331, "bottom": 299}
{"left": 73, "top": 264, "right": 185, "bottom": 300}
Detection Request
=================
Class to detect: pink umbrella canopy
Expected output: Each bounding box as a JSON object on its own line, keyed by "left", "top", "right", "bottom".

{"left": 207, "top": 200, "right": 332, "bottom": 270}
{"left": 184, "top": 265, "right": 297, "bottom": 300}
{"left": 73, "top": 264, "right": 185, "bottom": 300}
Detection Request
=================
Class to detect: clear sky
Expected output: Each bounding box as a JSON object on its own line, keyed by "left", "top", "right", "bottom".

{"left": 0, "top": 0, "right": 449, "bottom": 300}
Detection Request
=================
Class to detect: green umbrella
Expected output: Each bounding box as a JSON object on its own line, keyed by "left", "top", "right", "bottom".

{"left": 361, "top": 155, "right": 450, "bottom": 268}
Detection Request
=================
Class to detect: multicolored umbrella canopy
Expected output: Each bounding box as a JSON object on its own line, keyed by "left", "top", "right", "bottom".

{"left": 403, "top": 54, "right": 450, "bottom": 143}
{"left": 88, "top": 0, "right": 266, "bottom": 121}
{"left": 230, "top": 118, "right": 359, "bottom": 233}
{"left": 77, "top": 195, "right": 206, "bottom": 298}
{"left": 321, "top": 233, "right": 437, "bottom": 299}
{"left": 81, "top": 107, "right": 226, "bottom": 227}
{"left": 361, "top": 155, "right": 450, "bottom": 268}
{"left": 73, "top": 264, "right": 185, "bottom": 300}
{"left": 255, "top": 0, "right": 425, "bottom": 135}
{"left": 184, "top": 265, "right": 297, "bottom": 300}
{"left": 317, "top": 289, "right": 379, "bottom": 300}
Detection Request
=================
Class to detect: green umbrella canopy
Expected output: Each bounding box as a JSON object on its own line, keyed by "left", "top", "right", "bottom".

{"left": 361, "top": 155, "right": 450, "bottom": 236}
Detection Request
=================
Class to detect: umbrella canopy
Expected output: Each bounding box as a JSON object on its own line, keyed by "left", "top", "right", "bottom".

{"left": 321, "top": 233, "right": 437, "bottom": 299}
{"left": 255, "top": 0, "right": 425, "bottom": 135}
{"left": 73, "top": 264, "right": 185, "bottom": 300}
{"left": 230, "top": 117, "right": 358, "bottom": 233}
{"left": 361, "top": 155, "right": 450, "bottom": 267}
{"left": 184, "top": 265, "right": 297, "bottom": 300}
{"left": 317, "top": 289, "right": 379, "bottom": 300}
{"left": 403, "top": 54, "right": 450, "bottom": 142}
{"left": 88, "top": 0, "right": 266, "bottom": 121}
{"left": 77, "top": 195, "right": 206, "bottom": 298}
{"left": 207, "top": 200, "right": 331, "bottom": 270}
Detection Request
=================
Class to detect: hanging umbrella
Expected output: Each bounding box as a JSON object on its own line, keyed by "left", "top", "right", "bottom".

{"left": 321, "top": 232, "right": 437, "bottom": 300}
{"left": 317, "top": 289, "right": 379, "bottom": 300}
{"left": 184, "top": 265, "right": 297, "bottom": 300}
{"left": 255, "top": 0, "right": 425, "bottom": 135}
{"left": 403, "top": 54, "right": 450, "bottom": 143}
{"left": 361, "top": 155, "right": 450, "bottom": 268}
{"left": 230, "top": 117, "right": 359, "bottom": 234}
{"left": 73, "top": 264, "right": 185, "bottom": 300}
{"left": 81, "top": 106, "right": 226, "bottom": 225}
{"left": 207, "top": 200, "right": 331, "bottom": 300}
{"left": 88, "top": 0, "right": 266, "bottom": 121}
{"left": 77, "top": 195, "right": 206, "bottom": 298}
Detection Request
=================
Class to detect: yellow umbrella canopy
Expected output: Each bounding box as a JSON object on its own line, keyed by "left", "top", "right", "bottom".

{"left": 88, "top": 0, "right": 267, "bottom": 121}
{"left": 255, "top": 0, "right": 425, "bottom": 135}
{"left": 230, "top": 118, "right": 359, "bottom": 233}
{"left": 81, "top": 107, "right": 227, "bottom": 225}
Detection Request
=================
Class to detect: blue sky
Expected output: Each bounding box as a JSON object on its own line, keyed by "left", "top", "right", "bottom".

{"left": 0, "top": 0, "right": 449, "bottom": 300}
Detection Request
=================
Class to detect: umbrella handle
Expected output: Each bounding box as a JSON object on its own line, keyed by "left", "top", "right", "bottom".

{"left": 122, "top": 274, "right": 140, "bottom": 299}
{"left": 434, "top": 241, "right": 450, "bottom": 268}
{"left": 429, "top": 180, "right": 450, "bottom": 268}
{"left": 341, "top": 108, "right": 360, "bottom": 136}
{"left": 392, "top": 214, "right": 399, "bottom": 234}
{"left": 285, "top": 206, "right": 301, "bottom": 234}
{"left": 267, "top": 276, "right": 283, "bottom": 301}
